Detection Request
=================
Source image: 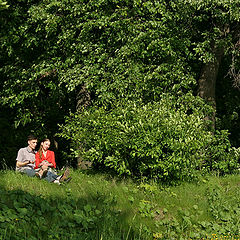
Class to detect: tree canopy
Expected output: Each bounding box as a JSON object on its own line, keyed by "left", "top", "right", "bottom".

{"left": 0, "top": 0, "right": 239, "bottom": 180}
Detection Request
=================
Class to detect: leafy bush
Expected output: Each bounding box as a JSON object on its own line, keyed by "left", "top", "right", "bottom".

{"left": 60, "top": 93, "right": 239, "bottom": 183}
{"left": 203, "top": 130, "right": 239, "bottom": 175}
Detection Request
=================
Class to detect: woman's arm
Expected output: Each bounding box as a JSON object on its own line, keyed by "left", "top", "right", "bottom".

{"left": 34, "top": 152, "right": 40, "bottom": 169}
{"left": 49, "top": 151, "right": 56, "bottom": 168}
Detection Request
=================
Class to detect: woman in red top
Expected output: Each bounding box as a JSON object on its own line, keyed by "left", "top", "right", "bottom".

{"left": 35, "top": 138, "right": 56, "bottom": 170}
{"left": 34, "top": 138, "right": 71, "bottom": 183}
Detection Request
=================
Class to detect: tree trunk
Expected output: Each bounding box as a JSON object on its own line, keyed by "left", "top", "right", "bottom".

{"left": 76, "top": 84, "right": 91, "bottom": 112}
{"left": 197, "top": 44, "right": 224, "bottom": 131}
{"left": 76, "top": 84, "right": 91, "bottom": 168}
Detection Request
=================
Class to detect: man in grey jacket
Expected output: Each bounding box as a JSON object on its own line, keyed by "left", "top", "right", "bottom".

{"left": 16, "top": 134, "right": 39, "bottom": 177}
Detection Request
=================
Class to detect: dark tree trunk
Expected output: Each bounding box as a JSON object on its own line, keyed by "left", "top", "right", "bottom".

{"left": 198, "top": 44, "right": 224, "bottom": 131}
{"left": 76, "top": 84, "right": 91, "bottom": 168}
{"left": 76, "top": 84, "right": 91, "bottom": 112}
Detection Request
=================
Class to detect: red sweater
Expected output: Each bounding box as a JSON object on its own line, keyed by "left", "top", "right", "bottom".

{"left": 35, "top": 150, "right": 56, "bottom": 169}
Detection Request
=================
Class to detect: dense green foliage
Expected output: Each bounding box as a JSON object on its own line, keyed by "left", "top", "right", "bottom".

{"left": 0, "top": 0, "right": 8, "bottom": 10}
{"left": 60, "top": 93, "right": 238, "bottom": 182}
{"left": 0, "top": 0, "right": 239, "bottom": 178}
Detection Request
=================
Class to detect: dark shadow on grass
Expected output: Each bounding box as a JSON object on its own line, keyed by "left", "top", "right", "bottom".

{"left": 0, "top": 173, "right": 150, "bottom": 240}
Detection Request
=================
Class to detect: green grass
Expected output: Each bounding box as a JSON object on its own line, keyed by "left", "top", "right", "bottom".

{"left": 0, "top": 169, "right": 240, "bottom": 239}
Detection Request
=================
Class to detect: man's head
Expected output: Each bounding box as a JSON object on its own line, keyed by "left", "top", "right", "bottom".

{"left": 27, "top": 135, "right": 38, "bottom": 150}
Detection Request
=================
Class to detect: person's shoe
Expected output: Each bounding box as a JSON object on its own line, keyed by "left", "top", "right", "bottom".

{"left": 53, "top": 180, "right": 61, "bottom": 185}
{"left": 35, "top": 172, "right": 41, "bottom": 178}
{"left": 64, "top": 177, "right": 72, "bottom": 183}
{"left": 41, "top": 169, "right": 48, "bottom": 179}
{"left": 59, "top": 167, "right": 70, "bottom": 183}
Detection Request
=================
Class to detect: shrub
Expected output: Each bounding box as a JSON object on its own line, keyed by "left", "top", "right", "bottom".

{"left": 60, "top": 93, "right": 239, "bottom": 183}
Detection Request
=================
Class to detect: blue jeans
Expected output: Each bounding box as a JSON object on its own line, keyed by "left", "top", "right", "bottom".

{"left": 43, "top": 171, "right": 59, "bottom": 183}
{"left": 21, "top": 168, "right": 36, "bottom": 177}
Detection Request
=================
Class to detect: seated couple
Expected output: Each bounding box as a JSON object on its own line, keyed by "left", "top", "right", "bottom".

{"left": 16, "top": 135, "right": 71, "bottom": 185}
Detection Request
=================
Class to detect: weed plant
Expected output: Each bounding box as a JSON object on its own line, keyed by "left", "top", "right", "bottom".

{"left": 0, "top": 169, "right": 240, "bottom": 239}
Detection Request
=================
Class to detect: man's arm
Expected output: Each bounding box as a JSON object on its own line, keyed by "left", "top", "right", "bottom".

{"left": 16, "top": 148, "right": 34, "bottom": 168}
{"left": 16, "top": 160, "right": 33, "bottom": 168}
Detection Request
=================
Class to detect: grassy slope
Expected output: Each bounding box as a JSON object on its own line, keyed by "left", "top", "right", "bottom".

{"left": 0, "top": 169, "right": 240, "bottom": 239}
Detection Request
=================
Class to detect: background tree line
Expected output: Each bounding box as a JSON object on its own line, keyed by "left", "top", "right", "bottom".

{"left": 0, "top": 0, "right": 239, "bottom": 182}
